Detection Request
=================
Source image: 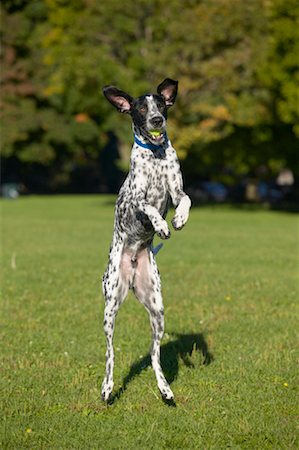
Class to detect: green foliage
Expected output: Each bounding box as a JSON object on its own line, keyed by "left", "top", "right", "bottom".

{"left": 259, "top": 0, "right": 299, "bottom": 135}
{"left": 1, "top": 0, "right": 298, "bottom": 190}
{"left": 1, "top": 1, "right": 103, "bottom": 190}
{"left": 1, "top": 196, "right": 298, "bottom": 448}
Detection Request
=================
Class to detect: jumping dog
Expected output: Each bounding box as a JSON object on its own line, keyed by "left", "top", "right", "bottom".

{"left": 101, "top": 78, "right": 191, "bottom": 401}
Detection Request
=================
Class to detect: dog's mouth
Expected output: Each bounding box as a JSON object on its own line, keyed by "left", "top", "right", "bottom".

{"left": 147, "top": 129, "right": 165, "bottom": 145}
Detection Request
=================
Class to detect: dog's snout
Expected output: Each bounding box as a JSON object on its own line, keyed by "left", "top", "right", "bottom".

{"left": 150, "top": 116, "right": 163, "bottom": 128}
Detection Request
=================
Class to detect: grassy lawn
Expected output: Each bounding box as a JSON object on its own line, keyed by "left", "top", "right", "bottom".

{"left": 1, "top": 195, "right": 298, "bottom": 449}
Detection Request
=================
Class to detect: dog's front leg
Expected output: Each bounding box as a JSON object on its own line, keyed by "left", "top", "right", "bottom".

{"left": 134, "top": 194, "right": 171, "bottom": 239}
{"left": 167, "top": 158, "right": 191, "bottom": 230}
{"left": 172, "top": 194, "right": 191, "bottom": 230}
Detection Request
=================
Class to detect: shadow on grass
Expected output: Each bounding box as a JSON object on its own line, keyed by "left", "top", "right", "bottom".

{"left": 107, "top": 333, "right": 213, "bottom": 405}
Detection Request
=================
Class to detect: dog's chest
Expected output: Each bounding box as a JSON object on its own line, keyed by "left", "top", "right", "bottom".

{"left": 148, "top": 159, "right": 166, "bottom": 191}
{"left": 115, "top": 145, "right": 176, "bottom": 237}
{"left": 134, "top": 148, "right": 170, "bottom": 203}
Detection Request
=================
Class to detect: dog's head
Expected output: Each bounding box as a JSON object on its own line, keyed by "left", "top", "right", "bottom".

{"left": 103, "top": 79, "right": 178, "bottom": 146}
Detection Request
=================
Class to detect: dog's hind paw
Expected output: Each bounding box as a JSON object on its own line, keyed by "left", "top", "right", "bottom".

{"left": 101, "top": 381, "right": 113, "bottom": 402}
{"left": 160, "top": 386, "right": 174, "bottom": 401}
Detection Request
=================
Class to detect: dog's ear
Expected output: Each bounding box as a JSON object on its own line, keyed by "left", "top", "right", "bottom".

{"left": 157, "top": 78, "right": 178, "bottom": 107}
{"left": 102, "top": 86, "right": 133, "bottom": 113}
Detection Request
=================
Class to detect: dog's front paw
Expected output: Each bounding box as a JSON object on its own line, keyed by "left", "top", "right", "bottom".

{"left": 155, "top": 219, "right": 171, "bottom": 240}
{"left": 172, "top": 213, "right": 188, "bottom": 230}
{"left": 172, "top": 196, "right": 191, "bottom": 230}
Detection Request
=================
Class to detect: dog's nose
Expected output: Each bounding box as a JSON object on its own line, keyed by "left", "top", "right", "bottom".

{"left": 151, "top": 116, "right": 163, "bottom": 128}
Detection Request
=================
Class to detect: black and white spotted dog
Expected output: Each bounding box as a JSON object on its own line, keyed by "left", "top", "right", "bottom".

{"left": 101, "top": 78, "right": 191, "bottom": 401}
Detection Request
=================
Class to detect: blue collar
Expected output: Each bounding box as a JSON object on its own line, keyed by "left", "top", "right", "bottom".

{"left": 134, "top": 134, "right": 168, "bottom": 151}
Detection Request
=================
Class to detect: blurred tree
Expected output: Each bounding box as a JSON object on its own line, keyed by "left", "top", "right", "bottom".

{"left": 1, "top": 0, "right": 298, "bottom": 192}
{"left": 1, "top": 0, "right": 102, "bottom": 191}
{"left": 260, "top": 0, "right": 299, "bottom": 134}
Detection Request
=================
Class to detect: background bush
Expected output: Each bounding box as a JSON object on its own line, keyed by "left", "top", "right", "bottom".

{"left": 1, "top": 0, "right": 298, "bottom": 193}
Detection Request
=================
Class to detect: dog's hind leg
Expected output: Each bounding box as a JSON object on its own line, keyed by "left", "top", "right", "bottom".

{"left": 133, "top": 248, "right": 174, "bottom": 400}
{"left": 101, "top": 243, "right": 132, "bottom": 401}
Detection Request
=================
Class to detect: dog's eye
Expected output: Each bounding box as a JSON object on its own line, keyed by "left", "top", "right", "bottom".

{"left": 139, "top": 107, "right": 147, "bottom": 113}
{"left": 158, "top": 104, "right": 165, "bottom": 111}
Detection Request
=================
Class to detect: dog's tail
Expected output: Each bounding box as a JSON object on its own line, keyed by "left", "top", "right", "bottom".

{"left": 151, "top": 243, "right": 163, "bottom": 256}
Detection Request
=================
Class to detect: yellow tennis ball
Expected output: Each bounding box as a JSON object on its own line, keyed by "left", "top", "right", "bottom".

{"left": 150, "top": 130, "right": 161, "bottom": 137}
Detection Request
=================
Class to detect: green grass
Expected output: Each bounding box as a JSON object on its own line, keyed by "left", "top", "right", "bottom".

{"left": 1, "top": 195, "right": 298, "bottom": 449}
